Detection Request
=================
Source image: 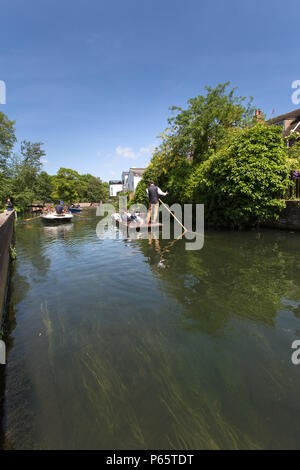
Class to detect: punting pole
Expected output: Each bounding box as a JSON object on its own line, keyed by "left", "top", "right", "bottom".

{"left": 159, "top": 198, "right": 190, "bottom": 233}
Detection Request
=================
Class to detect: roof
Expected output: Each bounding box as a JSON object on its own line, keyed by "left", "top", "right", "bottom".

{"left": 267, "top": 108, "right": 300, "bottom": 125}
{"left": 129, "top": 168, "right": 146, "bottom": 177}
{"left": 267, "top": 108, "right": 300, "bottom": 137}
{"left": 109, "top": 180, "right": 123, "bottom": 185}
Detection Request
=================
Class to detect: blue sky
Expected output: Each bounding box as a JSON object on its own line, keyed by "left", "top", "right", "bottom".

{"left": 0, "top": 0, "right": 299, "bottom": 182}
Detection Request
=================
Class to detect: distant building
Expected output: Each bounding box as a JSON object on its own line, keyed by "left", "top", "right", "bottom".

{"left": 109, "top": 180, "right": 123, "bottom": 197}
{"left": 127, "top": 168, "right": 146, "bottom": 193}
{"left": 122, "top": 171, "right": 129, "bottom": 191}
{"left": 267, "top": 108, "right": 300, "bottom": 145}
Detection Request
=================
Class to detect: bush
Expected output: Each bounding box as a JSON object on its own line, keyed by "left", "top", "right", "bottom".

{"left": 190, "top": 124, "right": 289, "bottom": 228}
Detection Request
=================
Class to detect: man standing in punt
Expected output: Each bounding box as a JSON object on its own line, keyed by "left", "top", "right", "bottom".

{"left": 146, "top": 180, "right": 168, "bottom": 224}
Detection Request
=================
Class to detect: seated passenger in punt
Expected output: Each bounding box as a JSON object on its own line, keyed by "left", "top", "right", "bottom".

{"left": 111, "top": 210, "right": 121, "bottom": 222}
{"left": 55, "top": 201, "right": 65, "bottom": 215}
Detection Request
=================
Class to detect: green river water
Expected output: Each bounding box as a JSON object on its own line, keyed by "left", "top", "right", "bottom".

{"left": 1, "top": 208, "right": 300, "bottom": 449}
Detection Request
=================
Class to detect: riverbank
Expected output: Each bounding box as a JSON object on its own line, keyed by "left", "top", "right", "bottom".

{"left": 263, "top": 200, "right": 300, "bottom": 231}
{"left": 0, "top": 212, "right": 15, "bottom": 323}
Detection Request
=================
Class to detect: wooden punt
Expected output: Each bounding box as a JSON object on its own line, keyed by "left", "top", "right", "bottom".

{"left": 69, "top": 208, "right": 82, "bottom": 213}
{"left": 116, "top": 220, "right": 162, "bottom": 231}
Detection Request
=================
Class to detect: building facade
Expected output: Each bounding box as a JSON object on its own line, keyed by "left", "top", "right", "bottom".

{"left": 267, "top": 108, "right": 300, "bottom": 144}
{"left": 122, "top": 171, "right": 129, "bottom": 191}
{"left": 109, "top": 180, "right": 123, "bottom": 198}
{"left": 127, "top": 168, "right": 146, "bottom": 193}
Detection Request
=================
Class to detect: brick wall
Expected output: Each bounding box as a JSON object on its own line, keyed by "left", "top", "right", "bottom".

{"left": 0, "top": 212, "right": 15, "bottom": 322}
{"left": 264, "top": 201, "right": 300, "bottom": 230}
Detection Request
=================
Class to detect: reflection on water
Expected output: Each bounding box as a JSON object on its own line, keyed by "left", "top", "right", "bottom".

{"left": 42, "top": 224, "right": 74, "bottom": 236}
{"left": 1, "top": 210, "right": 300, "bottom": 449}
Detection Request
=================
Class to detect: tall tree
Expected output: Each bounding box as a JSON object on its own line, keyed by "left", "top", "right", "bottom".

{"left": 35, "top": 171, "right": 54, "bottom": 202}
{"left": 20, "top": 140, "right": 45, "bottom": 170}
{"left": 8, "top": 141, "right": 46, "bottom": 209}
{"left": 133, "top": 83, "right": 255, "bottom": 206}
{"left": 76, "top": 174, "right": 108, "bottom": 202}
{"left": 167, "top": 82, "right": 254, "bottom": 164}
{"left": 0, "top": 112, "right": 16, "bottom": 171}
{"left": 52, "top": 168, "right": 79, "bottom": 203}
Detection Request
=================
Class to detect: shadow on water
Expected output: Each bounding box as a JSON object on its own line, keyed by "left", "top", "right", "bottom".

{"left": 0, "top": 261, "right": 22, "bottom": 450}
{"left": 0, "top": 219, "right": 51, "bottom": 450}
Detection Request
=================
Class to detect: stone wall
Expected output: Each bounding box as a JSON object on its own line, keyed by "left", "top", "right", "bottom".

{"left": 263, "top": 201, "right": 300, "bottom": 230}
{"left": 0, "top": 212, "right": 15, "bottom": 322}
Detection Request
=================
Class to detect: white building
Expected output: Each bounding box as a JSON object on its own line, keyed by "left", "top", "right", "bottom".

{"left": 109, "top": 180, "right": 123, "bottom": 198}
{"left": 127, "top": 168, "right": 146, "bottom": 193}
{"left": 122, "top": 171, "right": 129, "bottom": 191}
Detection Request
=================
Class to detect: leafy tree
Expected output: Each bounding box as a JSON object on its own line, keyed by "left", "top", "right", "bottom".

{"left": 188, "top": 124, "right": 289, "bottom": 228}
{"left": 76, "top": 174, "right": 108, "bottom": 202}
{"left": 51, "top": 169, "right": 108, "bottom": 203}
{"left": 52, "top": 181, "right": 78, "bottom": 204}
{"left": 52, "top": 167, "right": 79, "bottom": 203}
{"left": 166, "top": 82, "right": 254, "bottom": 164}
{"left": 102, "top": 181, "right": 109, "bottom": 200}
{"left": 20, "top": 140, "right": 45, "bottom": 168}
{"left": 287, "top": 140, "right": 300, "bottom": 167}
{"left": 56, "top": 167, "right": 80, "bottom": 181}
{"left": 133, "top": 83, "right": 254, "bottom": 206}
{"left": 35, "top": 171, "right": 54, "bottom": 202}
{"left": 0, "top": 173, "right": 13, "bottom": 209}
{"left": 6, "top": 141, "right": 46, "bottom": 210}
{"left": 0, "top": 112, "right": 16, "bottom": 171}
{"left": 133, "top": 85, "right": 291, "bottom": 228}
{"left": 83, "top": 175, "right": 108, "bottom": 202}
{"left": 0, "top": 112, "right": 109, "bottom": 211}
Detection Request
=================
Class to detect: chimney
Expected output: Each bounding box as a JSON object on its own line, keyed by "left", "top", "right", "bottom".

{"left": 254, "top": 109, "right": 263, "bottom": 121}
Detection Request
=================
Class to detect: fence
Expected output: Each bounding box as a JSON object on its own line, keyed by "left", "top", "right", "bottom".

{"left": 288, "top": 172, "right": 300, "bottom": 199}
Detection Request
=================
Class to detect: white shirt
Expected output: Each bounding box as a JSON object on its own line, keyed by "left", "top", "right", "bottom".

{"left": 146, "top": 185, "right": 167, "bottom": 197}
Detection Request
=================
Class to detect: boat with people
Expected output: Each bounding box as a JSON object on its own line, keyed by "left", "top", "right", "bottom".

{"left": 41, "top": 213, "right": 74, "bottom": 222}
{"left": 41, "top": 201, "right": 74, "bottom": 223}
{"left": 69, "top": 204, "right": 82, "bottom": 213}
{"left": 111, "top": 209, "right": 162, "bottom": 231}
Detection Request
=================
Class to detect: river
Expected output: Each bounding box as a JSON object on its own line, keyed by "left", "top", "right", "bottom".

{"left": 1, "top": 208, "right": 300, "bottom": 449}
